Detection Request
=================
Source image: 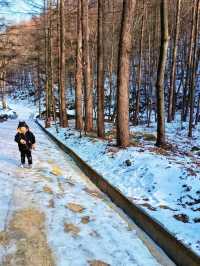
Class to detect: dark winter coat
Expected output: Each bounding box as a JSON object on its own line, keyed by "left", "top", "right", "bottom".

{"left": 15, "top": 130, "right": 36, "bottom": 151}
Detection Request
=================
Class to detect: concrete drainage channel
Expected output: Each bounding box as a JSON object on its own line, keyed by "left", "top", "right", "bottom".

{"left": 36, "top": 119, "right": 200, "bottom": 266}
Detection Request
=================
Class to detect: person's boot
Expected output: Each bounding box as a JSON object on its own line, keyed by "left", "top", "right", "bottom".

{"left": 28, "top": 164, "right": 32, "bottom": 169}
{"left": 20, "top": 164, "right": 25, "bottom": 168}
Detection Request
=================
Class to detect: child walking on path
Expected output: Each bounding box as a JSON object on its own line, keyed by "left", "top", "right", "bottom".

{"left": 15, "top": 121, "right": 36, "bottom": 168}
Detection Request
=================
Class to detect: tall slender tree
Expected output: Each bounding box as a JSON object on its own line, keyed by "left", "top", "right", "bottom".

{"left": 48, "top": 0, "right": 53, "bottom": 120}
{"left": 0, "top": 54, "right": 7, "bottom": 109}
{"left": 135, "top": 2, "right": 145, "bottom": 125}
{"left": 181, "top": 3, "right": 196, "bottom": 122}
{"left": 156, "top": 0, "right": 169, "bottom": 147}
{"left": 82, "top": 0, "right": 93, "bottom": 132}
{"left": 44, "top": 0, "right": 51, "bottom": 128}
{"left": 97, "top": 0, "right": 105, "bottom": 137}
{"left": 167, "top": 0, "right": 181, "bottom": 122}
{"left": 59, "top": 0, "right": 68, "bottom": 127}
{"left": 36, "top": 52, "right": 42, "bottom": 117}
{"left": 108, "top": 0, "right": 115, "bottom": 121}
{"left": 57, "top": 0, "right": 61, "bottom": 122}
{"left": 116, "top": 0, "right": 136, "bottom": 148}
{"left": 188, "top": 0, "right": 200, "bottom": 137}
{"left": 1, "top": 71, "right": 7, "bottom": 109}
{"left": 75, "top": 0, "right": 83, "bottom": 130}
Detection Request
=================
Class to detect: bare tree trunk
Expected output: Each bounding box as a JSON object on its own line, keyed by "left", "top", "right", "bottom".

{"left": 97, "top": 0, "right": 105, "bottom": 137}
{"left": 82, "top": 0, "right": 93, "bottom": 132}
{"left": 44, "top": 0, "right": 51, "bottom": 128}
{"left": 49, "top": 4, "right": 58, "bottom": 132}
{"left": 59, "top": 0, "right": 68, "bottom": 127}
{"left": 147, "top": 31, "right": 152, "bottom": 127}
{"left": 46, "top": 0, "right": 53, "bottom": 122}
{"left": 167, "top": 0, "right": 181, "bottom": 122}
{"left": 1, "top": 71, "right": 7, "bottom": 109}
{"left": 116, "top": 0, "right": 136, "bottom": 148}
{"left": 48, "top": 0, "right": 53, "bottom": 119}
{"left": 75, "top": 0, "right": 83, "bottom": 130}
{"left": 156, "top": 0, "right": 169, "bottom": 147}
{"left": 135, "top": 4, "right": 145, "bottom": 125}
{"left": 182, "top": 3, "right": 196, "bottom": 122}
{"left": 195, "top": 93, "right": 200, "bottom": 125}
{"left": 147, "top": 5, "right": 157, "bottom": 127}
{"left": 108, "top": 0, "right": 115, "bottom": 120}
{"left": 37, "top": 54, "right": 42, "bottom": 117}
{"left": 57, "top": 0, "right": 61, "bottom": 123}
{"left": 188, "top": 0, "right": 199, "bottom": 137}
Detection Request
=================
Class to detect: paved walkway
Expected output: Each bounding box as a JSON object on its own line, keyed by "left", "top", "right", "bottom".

{"left": 0, "top": 106, "right": 174, "bottom": 266}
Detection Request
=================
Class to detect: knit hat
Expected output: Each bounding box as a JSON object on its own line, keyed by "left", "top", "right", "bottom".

{"left": 18, "top": 121, "right": 28, "bottom": 128}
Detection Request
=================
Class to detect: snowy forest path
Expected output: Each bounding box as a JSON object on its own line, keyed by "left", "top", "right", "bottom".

{"left": 0, "top": 106, "right": 174, "bottom": 266}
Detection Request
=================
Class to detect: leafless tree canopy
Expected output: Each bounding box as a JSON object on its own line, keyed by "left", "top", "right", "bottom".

{"left": 0, "top": 0, "right": 200, "bottom": 146}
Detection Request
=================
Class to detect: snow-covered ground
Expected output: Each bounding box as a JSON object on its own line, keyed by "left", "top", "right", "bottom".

{"left": 0, "top": 106, "right": 17, "bottom": 120}
{"left": 0, "top": 102, "right": 172, "bottom": 265}
{"left": 130, "top": 116, "right": 200, "bottom": 158}
{"left": 38, "top": 118, "right": 200, "bottom": 257}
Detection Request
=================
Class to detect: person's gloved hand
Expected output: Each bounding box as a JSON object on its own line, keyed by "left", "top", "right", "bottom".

{"left": 32, "top": 144, "right": 36, "bottom": 150}
{"left": 20, "top": 139, "right": 26, "bottom": 144}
